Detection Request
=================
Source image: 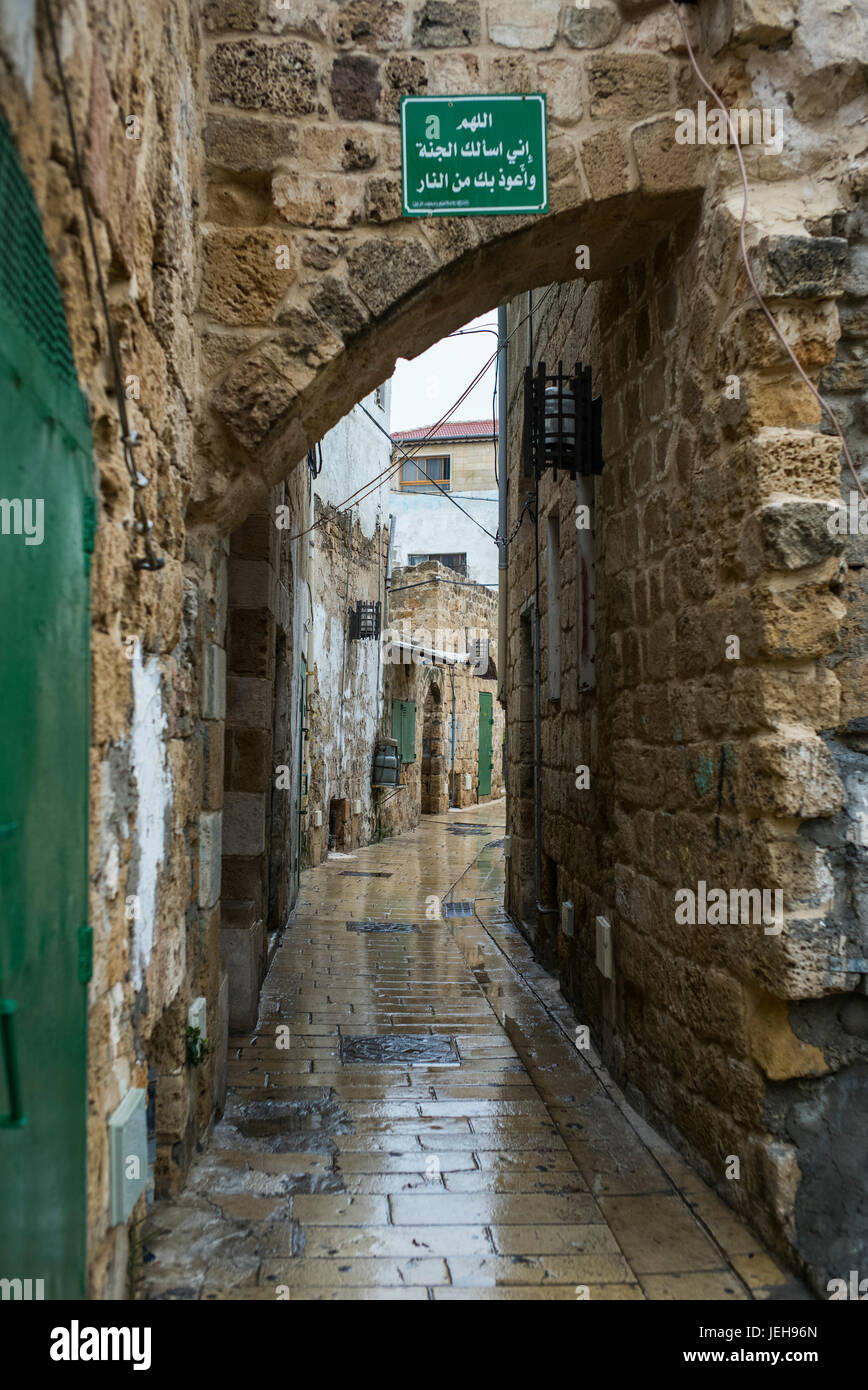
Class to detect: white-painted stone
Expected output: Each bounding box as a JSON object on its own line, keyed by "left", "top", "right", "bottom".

{"left": 130, "top": 644, "right": 172, "bottom": 991}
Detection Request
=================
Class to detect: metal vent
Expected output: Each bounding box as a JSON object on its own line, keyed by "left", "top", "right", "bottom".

{"left": 346, "top": 920, "right": 418, "bottom": 933}
{"left": 340, "top": 1034, "right": 460, "bottom": 1066}
{"left": 341, "top": 871, "right": 392, "bottom": 878}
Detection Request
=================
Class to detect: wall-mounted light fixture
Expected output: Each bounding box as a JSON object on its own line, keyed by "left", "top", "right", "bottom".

{"left": 524, "top": 360, "right": 604, "bottom": 481}
{"left": 349, "top": 599, "right": 382, "bottom": 640}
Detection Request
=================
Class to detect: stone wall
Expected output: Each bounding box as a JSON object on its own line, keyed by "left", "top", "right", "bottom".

{"left": 1, "top": 0, "right": 864, "bottom": 1302}
{"left": 305, "top": 492, "right": 390, "bottom": 865}
{"left": 503, "top": 180, "right": 868, "bottom": 1293}
{"left": 382, "top": 560, "right": 504, "bottom": 839}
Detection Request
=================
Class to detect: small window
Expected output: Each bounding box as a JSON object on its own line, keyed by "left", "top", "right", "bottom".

{"left": 399, "top": 456, "right": 450, "bottom": 492}
{"left": 391, "top": 699, "right": 416, "bottom": 763}
{"left": 375, "top": 384, "right": 385, "bottom": 410}
{"left": 407, "top": 552, "right": 467, "bottom": 577}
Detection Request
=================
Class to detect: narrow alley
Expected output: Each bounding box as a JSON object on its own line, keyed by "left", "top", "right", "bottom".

{"left": 142, "top": 803, "right": 802, "bottom": 1302}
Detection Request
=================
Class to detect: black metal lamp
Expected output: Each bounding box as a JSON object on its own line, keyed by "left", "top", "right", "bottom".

{"left": 524, "top": 359, "right": 604, "bottom": 481}
{"left": 349, "top": 599, "right": 381, "bottom": 640}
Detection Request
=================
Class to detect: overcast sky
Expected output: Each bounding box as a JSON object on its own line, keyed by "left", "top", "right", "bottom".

{"left": 389, "top": 309, "right": 499, "bottom": 433}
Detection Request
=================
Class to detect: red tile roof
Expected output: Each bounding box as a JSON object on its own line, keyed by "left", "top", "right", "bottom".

{"left": 391, "top": 419, "right": 498, "bottom": 442}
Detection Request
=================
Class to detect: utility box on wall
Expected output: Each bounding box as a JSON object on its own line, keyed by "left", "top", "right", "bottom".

{"left": 595, "top": 915, "right": 613, "bottom": 980}
{"left": 108, "top": 1088, "right": 149, "bottom": 1225}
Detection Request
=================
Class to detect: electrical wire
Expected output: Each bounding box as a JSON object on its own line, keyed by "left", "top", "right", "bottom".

{"left": 43, "top": 0, "right": 163, "bottom": 571}
{"left": 285, "top": 285, "right": 556, "bottom": 543}
{"left": 358, "top": 402, "right": 498, "bottom": 540}
{"left": 668, "top": 0, "right": 865, "bottom": 502}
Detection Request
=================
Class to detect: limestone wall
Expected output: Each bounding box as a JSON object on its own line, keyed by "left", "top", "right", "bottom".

{"left": 503, "top": 176, "right": 868, "bottom": 1292}
{"left": 382, "top": 560, "right": 504, "bottom": 840}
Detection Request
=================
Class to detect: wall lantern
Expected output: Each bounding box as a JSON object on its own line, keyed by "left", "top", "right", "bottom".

{"left": 372, "top": 738, "right": 401, "bottom": 788}
{"left": 349, "top": 599, "right": 381, "bottom": 640}
{"left": 524, "top": 360, "right": 604, "bottom": 481}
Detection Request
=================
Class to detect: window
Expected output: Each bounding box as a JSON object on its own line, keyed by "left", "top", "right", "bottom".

{"left": 399, "top": 455, "right": 450, "bottom": 492}
{"left": 407, "top": 552, "right": 467, "bottom": 577}
{"left": 374, "top": 384, "right": 385, "bottom": 410}
{"left": 391, "top": 699, "right": 416, "bottom": 763}
{"left": 547, "top": 511, "right": 561, "bottom": 700}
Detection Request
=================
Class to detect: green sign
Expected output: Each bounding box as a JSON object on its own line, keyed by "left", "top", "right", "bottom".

{"left": 401, "top": 94, "right": 547, "bottom": 217}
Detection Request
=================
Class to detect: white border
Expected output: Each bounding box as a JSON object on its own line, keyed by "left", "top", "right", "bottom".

{"left": 401, "top": 93, "right": 548, "bottom": 217}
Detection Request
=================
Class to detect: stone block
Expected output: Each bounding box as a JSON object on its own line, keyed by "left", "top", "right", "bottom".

{"left": 563, "top": 2, "right": 620, "bottom": 48}
{"left": 413, "top": 1, "right": 481, "bottom": 48}
{"left": 750, "top": 235, "right": 848, "bottom": 300}
{"left": 208, "top": 40, "right": 318, "bottom": 118}
{"left": 330, "top": 54, "right": 381, "bottom": 120}
{"left": 757, "top": 498, "right": 844, "bottom": 570}
{"left": 200, "top": 720, "right": 226, "bottom": 811}
{"left": 579, "top": 128, "right": 635, "bottom": 201}
{"left": 632, "top": 116, "right": 710, "bottom": 195}
{"left": 199, "top": 811, "right": 223, "bottom": 909}
{"left": 488, "top": 0, "right": 559, "bottom": 49}
{"left": 202, "top": 642, "right": 226, "bottom": 720}
{"left": 204, "top": 113, "right": 299, "bottom": 172}
{"left": 223, "top": 790, "right": 267, "bottom": 856}
{"left": 345, "top": 236, "right": 439, "bottom": 317}
{"left": 586, "top": 53, "right": 672, "bottom": 121}
{"left": 200, "top": 228, "right": 294, "bottom": 327}
{"left": 212, "top": 969, "right": 230, "bottom": 1114}
{"left": 220, "top": 901, "right": 265, "bottom": 1031}
{"left": 229, "top": 557, "right": 275, "bottom": 611}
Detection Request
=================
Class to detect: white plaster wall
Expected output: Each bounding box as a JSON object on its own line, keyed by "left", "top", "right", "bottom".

{"left": 389, "top": 489, "right": 500, "bottom": 587}
{"left": 315, "top": 384, "right": 392, "bottom": 542}
{"left": 310, "top": 385, "right": 393, "bottom": 845}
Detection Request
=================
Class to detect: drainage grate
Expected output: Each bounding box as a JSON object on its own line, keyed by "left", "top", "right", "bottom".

{"left": 448, "top": 826, "right": 493, "bottom": 836}
{"left": 340, "top": 1034, "right": 461, "bottom": 1066}
{"left": 442, "top": 900, "right": 476, "bottom": 919}
{"left": 346, "top": 920, "right": 418, "bottom": 933}
{"left": 341, "top": 871, "right": 392, "bottom": 878}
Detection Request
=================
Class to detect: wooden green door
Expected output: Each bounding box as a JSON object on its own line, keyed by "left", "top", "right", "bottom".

{"left": 0, "top": 117, "right": 93, "bottom": 1298}
{"left": 478, "top": 692, "right": 493, "bottom": 797}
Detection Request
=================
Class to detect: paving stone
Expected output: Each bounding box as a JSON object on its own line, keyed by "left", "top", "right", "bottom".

{"left": 144, "top": 804, "right": 791, "bottom": 1301}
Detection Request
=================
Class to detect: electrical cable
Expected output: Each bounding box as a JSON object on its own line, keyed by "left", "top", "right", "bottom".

{"left": 668, "top": 0, "right": 866, "bottom": 502}
{"left": 286, "top": 285, "right": 556, "bottom": 543}
{"left": 43, "top": 0, "right": 163, "bottom": 571}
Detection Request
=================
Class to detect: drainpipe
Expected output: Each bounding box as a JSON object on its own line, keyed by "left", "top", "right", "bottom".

{"left": 497, "top": 304, "right": 508, "bottom": 707}
{"left": 528, "top": 289, "right": 543, "bottom": 925}
{"left": 449, "top": 664, "right": 456, "bottom": 808}
{"left": 338, "top": 505, "right": 354, "bottom": 793}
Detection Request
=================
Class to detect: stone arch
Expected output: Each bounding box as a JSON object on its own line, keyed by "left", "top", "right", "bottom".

{"left": 193, "top": 0, "right": 714, "bottom": 529}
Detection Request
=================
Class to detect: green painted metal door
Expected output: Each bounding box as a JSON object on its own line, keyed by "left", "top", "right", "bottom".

{"left": 0, "top": 117, "right": 93, "bottom": 1298}
{"left": 478, "top": 693, "right": 493, "bottom": 798}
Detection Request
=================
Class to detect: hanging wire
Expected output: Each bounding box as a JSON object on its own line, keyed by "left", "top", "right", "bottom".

{"left": 43, "top": 0, "right": 163, "bottom": 571}
{"left": 668, "top": 0, "right": 865, "bottom": 502}
{"left": 282, "top": 285, "right": 556, "bottom": 544}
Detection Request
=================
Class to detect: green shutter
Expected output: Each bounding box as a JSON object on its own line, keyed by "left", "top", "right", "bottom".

{"left": 391, "top": 699, "right": 416, "bottom": 763}
{"left": 0, "top": 114, "right": 92, "bottom": 1297}
{"left": 403, "top": 700, "right": 416, "bottom": 763}
{"left": 391, "top": 699, "right": 402, "bottom": 758}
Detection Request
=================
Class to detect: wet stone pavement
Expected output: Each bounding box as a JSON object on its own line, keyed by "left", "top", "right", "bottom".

{"left": 143, "top": 802, "right": 807, "bottom": 1301}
